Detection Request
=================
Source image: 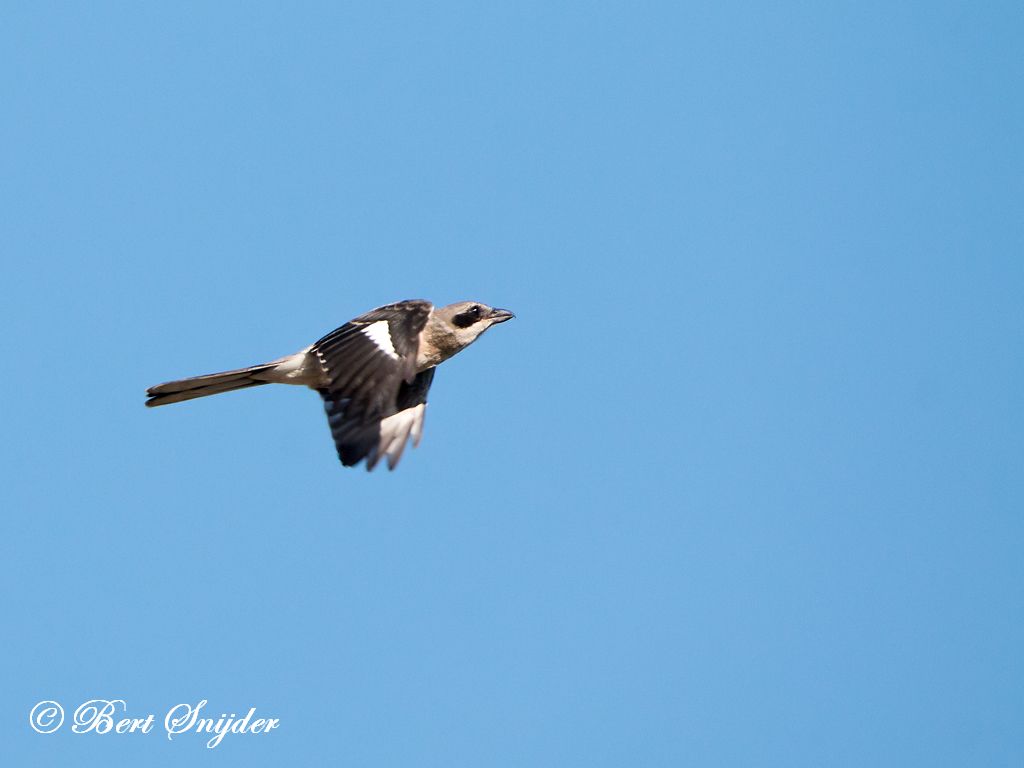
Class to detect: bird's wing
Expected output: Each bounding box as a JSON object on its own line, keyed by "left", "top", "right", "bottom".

{"left": 313, "top": 300, "right": 433, "bottom": 470}
{"left": 375, "top": 367, "right": 435, "bottom": 470}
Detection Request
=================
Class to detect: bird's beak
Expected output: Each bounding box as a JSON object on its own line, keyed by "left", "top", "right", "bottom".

{"left": 488, "top": 308, "right": 515, "bottom": 324}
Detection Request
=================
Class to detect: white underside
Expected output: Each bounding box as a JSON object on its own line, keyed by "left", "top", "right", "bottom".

{"left": 258, "top": 346, "right": 324, "bottom": 386}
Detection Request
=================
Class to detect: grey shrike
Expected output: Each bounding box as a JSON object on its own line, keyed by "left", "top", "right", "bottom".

{"left": 146, "top": 299, "right": 515, "bottom": 470}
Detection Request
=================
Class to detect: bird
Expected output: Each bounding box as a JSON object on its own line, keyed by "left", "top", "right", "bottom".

{"left": 145, "top": 299, "right": 515, "bottom": 470}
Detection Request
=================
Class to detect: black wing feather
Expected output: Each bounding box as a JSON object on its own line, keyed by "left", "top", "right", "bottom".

{"left": 312, "top": 300, "right": 433, "bottom": 469}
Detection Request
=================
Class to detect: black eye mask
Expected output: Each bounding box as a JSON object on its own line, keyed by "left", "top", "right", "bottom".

{"left": 452, "top": 307, "right": 481, "bottom": 328}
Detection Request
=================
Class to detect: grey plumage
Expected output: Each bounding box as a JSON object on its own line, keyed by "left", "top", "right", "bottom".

{"left": 145, "top": 299, "right": 514, "bottom": 470}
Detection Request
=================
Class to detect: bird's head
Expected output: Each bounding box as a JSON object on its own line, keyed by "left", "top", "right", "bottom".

{"left": 432, "top": 301, "right": 515, "bottom": 348}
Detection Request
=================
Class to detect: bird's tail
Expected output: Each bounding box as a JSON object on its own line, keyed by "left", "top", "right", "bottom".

{"left": 145, "top": 362, "right": 277, "bottom": 407}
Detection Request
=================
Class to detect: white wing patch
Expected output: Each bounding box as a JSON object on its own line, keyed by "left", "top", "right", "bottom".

{"left": 375, "top": 404, "right": 426, "bottom": 470}
{"left": 362, "top": 320, "right": 398, "bottom": 359}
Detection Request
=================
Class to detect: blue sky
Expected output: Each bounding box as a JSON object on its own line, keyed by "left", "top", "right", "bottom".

{"left": 2, "top": 2, "right": 1021, "bottom": 765}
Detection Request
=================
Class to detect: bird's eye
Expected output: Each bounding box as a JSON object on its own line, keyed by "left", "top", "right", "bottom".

{"left": 452, "top": 306, "right": 483, "bottom": 328}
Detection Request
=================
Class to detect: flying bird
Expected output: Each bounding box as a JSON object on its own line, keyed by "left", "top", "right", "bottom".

{"left": 146, "top": 300, "right": 515, "bottom": 470}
